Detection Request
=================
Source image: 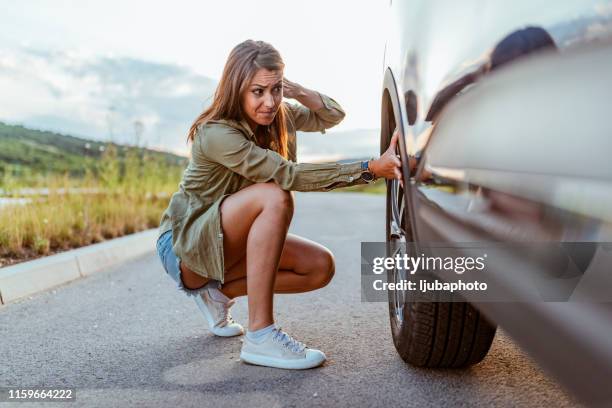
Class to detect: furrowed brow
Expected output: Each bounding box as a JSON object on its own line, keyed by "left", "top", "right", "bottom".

{"left": 252, "top": 81, "right": 283, "bottom": 88}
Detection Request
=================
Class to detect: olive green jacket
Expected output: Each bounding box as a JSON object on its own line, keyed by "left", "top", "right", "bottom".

{"left": 159, "top": 93, "right": 366, "bottom": 282}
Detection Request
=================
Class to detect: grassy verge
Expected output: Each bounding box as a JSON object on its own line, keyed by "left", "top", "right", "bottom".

{"left": 0, "top": 146, "right": 183, "bottom": 267}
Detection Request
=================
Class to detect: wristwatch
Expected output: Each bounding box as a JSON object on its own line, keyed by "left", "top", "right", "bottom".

{"left": 360, "top": 160, "right": 376, "bottom": 183}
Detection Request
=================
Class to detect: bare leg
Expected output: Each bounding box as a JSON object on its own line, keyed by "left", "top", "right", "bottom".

{"left": 179, "top": 184, "right": 335, "bottom": 328}
{"left": 179, "top": 264, "right": 211, "bottom": 290}
{"left": 220, "top": 233, "right": 335, "bottom": 299}
{"left": 219, "top": 182, "right": 294, "bottom": 331}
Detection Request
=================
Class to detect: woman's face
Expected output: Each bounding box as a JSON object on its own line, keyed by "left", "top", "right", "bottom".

{"left": 241, "top": 68, "right": 283, "bottom": 131}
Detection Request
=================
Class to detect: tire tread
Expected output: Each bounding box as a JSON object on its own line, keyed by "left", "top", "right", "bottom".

{"left": 390, "top": 299, "right": 496, "bottom": 368}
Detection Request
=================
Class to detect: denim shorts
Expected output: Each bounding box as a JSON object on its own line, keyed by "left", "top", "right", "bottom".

{"left": 156, "top": 230, "right": 220, "bottom": 297}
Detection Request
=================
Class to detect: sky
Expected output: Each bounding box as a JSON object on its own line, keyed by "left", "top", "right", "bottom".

{"left": 0, "top": 0, "right": 387, "bottom": 156}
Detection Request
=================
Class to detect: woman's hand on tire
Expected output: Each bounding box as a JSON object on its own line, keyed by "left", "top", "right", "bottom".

{"left": 370, "top": 130, "right": 404, "bottom": 187}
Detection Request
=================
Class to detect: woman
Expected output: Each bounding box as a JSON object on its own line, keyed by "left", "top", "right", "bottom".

{"left": 157, "top": 40, "right": 402, "bottom": 370}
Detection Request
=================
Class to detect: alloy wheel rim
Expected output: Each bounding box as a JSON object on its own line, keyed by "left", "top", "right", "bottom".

{"left": 389, "top": 177, "right": 407, "bottom": 326}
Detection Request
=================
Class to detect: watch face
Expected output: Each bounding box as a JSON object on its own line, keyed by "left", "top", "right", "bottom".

{"left": 361, "top": 171, "right": 374, "bottom": 182}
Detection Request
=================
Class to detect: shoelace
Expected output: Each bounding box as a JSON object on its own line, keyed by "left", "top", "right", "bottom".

{"left": 272, "top": 327, "right": 306, "bottom": 353}
{"left": 216, "top": 298, "right": 236, "bottom": 328}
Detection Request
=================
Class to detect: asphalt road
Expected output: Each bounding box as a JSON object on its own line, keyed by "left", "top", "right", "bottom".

{"left": 0, "top": 192, "right": 581, "bottom": 407}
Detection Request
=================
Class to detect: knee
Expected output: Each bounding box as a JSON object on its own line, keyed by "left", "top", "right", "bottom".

{"left": 312, "top": 248, "right": 335, "bottom": 289}
{"left": 259, "top": 183, "right": 294, "bottom": 217}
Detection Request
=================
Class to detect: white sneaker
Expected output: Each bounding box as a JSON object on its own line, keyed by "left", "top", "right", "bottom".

{"left": 240, "top": 327, "right": 326, "bottom": 369}
{"left": 194, "top": 288, "right": 244, "bottom": 337}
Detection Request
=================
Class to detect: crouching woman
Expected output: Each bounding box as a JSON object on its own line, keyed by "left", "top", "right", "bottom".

{"left": 157, "top": 39, "right": 402, "bottom": 370}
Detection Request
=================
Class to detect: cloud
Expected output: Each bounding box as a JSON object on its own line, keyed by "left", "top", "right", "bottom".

{"left": 0, "top": 47, "right": 217, "bottom": 154}
{"left": 595, "top": 3, "right": 612, "bottom": 17}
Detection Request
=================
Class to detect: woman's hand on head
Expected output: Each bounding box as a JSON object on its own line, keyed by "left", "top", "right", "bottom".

{"left": 369, "top": 130, "right": 404, "bottom": 188}
{"left": 282, "top": 78, "right": 325, "bottom": 111}
{"left": 282, "top": 77, "right": 303, "bottom": 99}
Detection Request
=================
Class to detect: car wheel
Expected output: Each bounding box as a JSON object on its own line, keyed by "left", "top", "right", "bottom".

{"left": 385, "top": 137, "right": 497, "bottom": 368}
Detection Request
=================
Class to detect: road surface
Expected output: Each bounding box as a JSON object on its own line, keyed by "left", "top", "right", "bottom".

{"left": 0, "top": 192, "right": 580, "bottom": 407}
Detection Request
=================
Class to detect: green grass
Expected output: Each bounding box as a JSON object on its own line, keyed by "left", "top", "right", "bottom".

{"left": 0, "top": 127, "right": 185, "bottom": 266}
{"left": 0, "top": 121, "right": 186, "bottom": 184}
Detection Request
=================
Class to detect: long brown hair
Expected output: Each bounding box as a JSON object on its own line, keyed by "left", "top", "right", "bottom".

{"left": 187, "top": 40, "right": 288, "bottom": 158}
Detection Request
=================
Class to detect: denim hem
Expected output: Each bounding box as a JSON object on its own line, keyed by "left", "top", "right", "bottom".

{"left": 174, "top": 255, "right": 221, "bottom": 297}
{"left": 157, "top": 230, "right": 221, "bottom": 298}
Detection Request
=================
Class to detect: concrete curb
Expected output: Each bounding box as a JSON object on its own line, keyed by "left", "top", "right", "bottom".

{"left": 0, "top": 229, "right": 158, "bottom": 305}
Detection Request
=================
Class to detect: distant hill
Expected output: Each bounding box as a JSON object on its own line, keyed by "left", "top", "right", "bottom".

{"left": 0, "top": 122, "right": 188, "bottom": 178}
{"left": 0, "top": 121, "right": 382, "bottom": 181}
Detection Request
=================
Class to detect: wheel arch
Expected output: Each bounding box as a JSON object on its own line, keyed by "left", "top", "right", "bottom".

{"left": 381, "top": 67, "right": 419, "bottom": 243}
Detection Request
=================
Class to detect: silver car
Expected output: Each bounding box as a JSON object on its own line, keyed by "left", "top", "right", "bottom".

{"left": 381, "top": 1, "right": 612, "bottom": 405}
